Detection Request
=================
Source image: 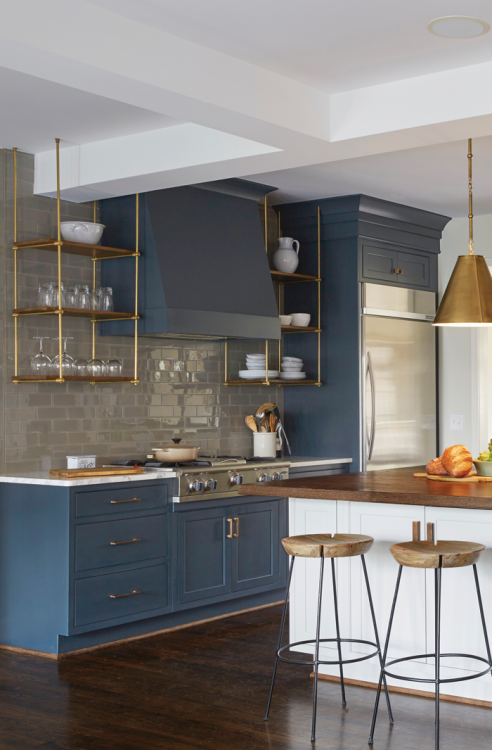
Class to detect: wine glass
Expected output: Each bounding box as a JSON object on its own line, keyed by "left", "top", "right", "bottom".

{"left": 51, "top": 337, "right": 75, "bottom": 376}
{"left": 74, "top": 359, "right": 88, "bottom": 376}
{"left": 87, "top": 358, "right": 105, "bottom": 377}
{"left": 31, "top": 337, "right": 51, "bottom": 376}
{"left": 107, "top": 359, "right": 123, "bottom": 376}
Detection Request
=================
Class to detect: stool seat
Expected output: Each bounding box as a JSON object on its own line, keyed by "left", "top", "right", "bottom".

{"left": 390, "top": 540, "right": 485, "bottom": 569}
{"left": 282, "top": 533, "right": 373, "bottom": 559}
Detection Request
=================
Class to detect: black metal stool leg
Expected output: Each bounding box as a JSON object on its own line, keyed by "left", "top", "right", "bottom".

{"left": 473, "top": 564, "right": 492, "bottom": 675}
{"left": 368, "top": 565, "right": 403, "bottom": 745}
{"left": 434, "top": 557, "right": 442, "bottom": 750}
{"left": 265, "top": 556, "right": 295, "bottom": 720}
{"left": 311, "top": 555, "right": 325, "bottom": 743}
{"left": 331, "top": 557, "right": 346, "bottom": 706}
{"left": 361, "top": 555, "right": 394, "bottom": 724}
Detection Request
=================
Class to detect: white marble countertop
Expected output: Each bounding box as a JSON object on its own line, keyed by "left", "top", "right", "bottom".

{"left": 0, "top": 470, "right": 177, "bottom": 487}
{"left": 288, "top": 457, "right": 352, "bottom": 467}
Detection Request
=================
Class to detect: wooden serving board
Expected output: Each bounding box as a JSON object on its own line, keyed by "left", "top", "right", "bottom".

{"left": 414, "top": 472, "right": 492, "bottom": 483}
{"left": 49, "top": 467, "right": 145, "bottom": 478}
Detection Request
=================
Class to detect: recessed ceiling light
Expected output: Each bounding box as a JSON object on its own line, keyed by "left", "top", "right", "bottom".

{"left": 428, "top": 16, "right": 490, "bottom": 38}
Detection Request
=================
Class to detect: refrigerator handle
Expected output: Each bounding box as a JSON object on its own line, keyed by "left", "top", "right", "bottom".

{"left": 366, "top": 352, "right": 376, "bottom": 461}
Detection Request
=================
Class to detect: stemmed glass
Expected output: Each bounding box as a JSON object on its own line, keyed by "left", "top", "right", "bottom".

{"left": 51, "top": 337, "right": 75, "bottom": 376}
{"left": 31, "top": 337, "right": 51, "bottom": 376}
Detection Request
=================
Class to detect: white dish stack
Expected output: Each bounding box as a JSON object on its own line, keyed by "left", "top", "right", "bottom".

{"left": 239, "top": 353, "right": 279, "bottom": 380}
{"left": 280, "top": 356, "right": 306, "bottom": 380}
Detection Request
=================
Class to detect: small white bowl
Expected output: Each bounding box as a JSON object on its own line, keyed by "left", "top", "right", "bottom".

{"left": 282, "top": 356, "right": 303, "bottom": 363}
{"left": 60, "top": 221, "right": 105, "bottom": 245}
{"left": 246, "top": 362, "right": 268, "bottom": 370}
{"left": 290, "top": 313, "right": 311, "bottom": 327}
{"left": 282, "top": 364, "right": 303, "bottom": 372}
{"left": 279, "top": 372, "right": 307, "bottom": 380}
{"left": 280, "top": 315, "right": 293, "bottom": 326}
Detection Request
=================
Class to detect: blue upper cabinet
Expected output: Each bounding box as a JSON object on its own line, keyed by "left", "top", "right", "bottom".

{"left": 99, "top": 181, "right": 281, "bottom": 341}
{"left": 275, "top": 194, "right": 450, "bottom": 464}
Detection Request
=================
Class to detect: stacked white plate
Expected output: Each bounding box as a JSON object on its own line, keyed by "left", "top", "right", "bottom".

{"left": 280, "top": 356, "right": 306, "bottom": 380}
{"left": 240, "top": 353, "right": 279, "bottom": 379}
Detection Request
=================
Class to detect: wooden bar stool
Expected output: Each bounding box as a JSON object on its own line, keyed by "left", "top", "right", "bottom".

{"left": 265, "top": 533, "right": 393, "bottom": 742}
{"left": 369, "top": 522, "right": 492, "bottom": 750}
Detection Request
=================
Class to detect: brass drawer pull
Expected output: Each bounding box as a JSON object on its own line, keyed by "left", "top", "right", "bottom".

{"left": 226, "top": 518, "right": 233, "bottom": 538}
{"left": 110, "top": 538, "right": 141, "bottom": 546}
{"left": 109, "top": 589, "right": 141, "bottom": 599}
{"left": 110, "top": 498, "right": 142, "bottom": 504}
{"left": 233, "top": 517, "right": 239, "bottom": 537}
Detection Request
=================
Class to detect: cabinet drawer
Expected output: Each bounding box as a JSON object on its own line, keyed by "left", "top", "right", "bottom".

{"left": 74, "top": 564, "right": 169, "bottom": 627}
{"left": 75, "top": 483, "right": 167, "bottom": 518}
{"left": 75, "top": 514, "right": 168, "bottom": 572}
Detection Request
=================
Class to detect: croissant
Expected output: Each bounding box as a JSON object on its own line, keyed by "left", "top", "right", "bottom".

{"left": 426, "top": 457, "right": 447, "bottom": 476}
{"left": 441, "top": 445, "right": 473, "bottom": 478}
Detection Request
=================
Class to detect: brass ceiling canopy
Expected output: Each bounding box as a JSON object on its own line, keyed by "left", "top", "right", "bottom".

{"left": 433, "top": 139, "right": 492, "bottom": 327}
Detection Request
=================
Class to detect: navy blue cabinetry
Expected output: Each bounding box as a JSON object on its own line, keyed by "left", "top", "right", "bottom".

{"left": 174, "top": 497, "right": 286, "bottom": 609}
{"left": 275, "top": 194, "right": 450, "bottom": 463}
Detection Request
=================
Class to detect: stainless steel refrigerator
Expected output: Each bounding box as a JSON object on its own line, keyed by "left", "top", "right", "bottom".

{"left": 361, "top": 283, "right": 437, "bottom": 471}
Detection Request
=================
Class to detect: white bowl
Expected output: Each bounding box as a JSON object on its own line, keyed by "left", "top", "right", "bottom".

{"left": 282, "top": 364, "right": 303, "bottom": 372}
{"left": 239, "top": 370, "right": 279, "bottom": 380}
{"left": 290, "top": 313, "right": 311, "bottom": 327}
{"left": 60, "top": 221, "right": 105, "bottom": 245}
{"left": 246, "top": 362, "right": 269, "bottom": 370}
{"left": 246, "top": 354, "right": 266, "bottom": 359}
{"left": 279, "top": 315, "right": 293, "bottom": 326}
{"left": 279, "top": 371, "right": 307, "bottom": 380}
{"left": 282, "top": 356, "right": 303, "bottom": 363}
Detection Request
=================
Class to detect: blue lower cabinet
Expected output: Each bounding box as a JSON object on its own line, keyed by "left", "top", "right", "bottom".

{"left": 74, "top": 563, "right": 169, "bottom": 628}
{"left": 231, "top": 501, "right": 279, "bottom": 592}
{"left": 176, "top": 507, "right": 231, "bottom": 605}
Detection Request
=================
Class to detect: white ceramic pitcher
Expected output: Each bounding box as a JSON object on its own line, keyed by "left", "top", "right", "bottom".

{"left": 273, "top": 237, "right": 300, "bottom": 274}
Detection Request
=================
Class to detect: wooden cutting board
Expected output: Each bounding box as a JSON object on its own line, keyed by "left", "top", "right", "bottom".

{"left": 414, "top": 472, "right": 492, "bottom": 483}
{"left": 49, "top": 467, "right": 145, "bottom": 478}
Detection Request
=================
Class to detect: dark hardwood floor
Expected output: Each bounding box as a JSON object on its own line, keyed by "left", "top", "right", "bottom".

{"left": 0, "top": 604, "right": 492, "bottom": 749}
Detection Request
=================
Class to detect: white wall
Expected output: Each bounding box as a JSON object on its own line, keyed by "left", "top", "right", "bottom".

{"left": 438, "top": 214, "right": 492, "bottom": 456}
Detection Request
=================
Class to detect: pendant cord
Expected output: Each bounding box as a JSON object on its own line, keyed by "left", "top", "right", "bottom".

{"left": 468, "top": 138, "right": 474, "bottom": 255}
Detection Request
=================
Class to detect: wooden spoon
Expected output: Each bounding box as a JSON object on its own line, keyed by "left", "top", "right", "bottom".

{"left": 257, "top": 403, "right": 276, "bottom": 416}
{"left": 245, "top": 415, "right": 258, "bottom": 432}
{"left": 270, "top": 413, "right": 276, "bottom": 433}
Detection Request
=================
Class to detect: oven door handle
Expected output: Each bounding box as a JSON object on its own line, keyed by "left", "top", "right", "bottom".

{"left": 366, "top": 352, "right": 376, "bottom": 461}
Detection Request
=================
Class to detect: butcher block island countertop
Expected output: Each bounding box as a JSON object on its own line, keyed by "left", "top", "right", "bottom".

{"left": 238, "top": 466, "right": 492, "bottom": 510}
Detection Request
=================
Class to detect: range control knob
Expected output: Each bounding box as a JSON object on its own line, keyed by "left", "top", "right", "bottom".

{"left": 258, "top": 473, "right": 272, "bottom": 483}
{"left": 229, "top": 473, "right": 244, "bottom": 486}
{"left": 187, "top": 478, "right": 204, "bottom": 492}
{"left": 272, "top": 472, "right": 285, "bottom": 481}
{"left": 203, "top": 477, "right": 218, "bottom": 490}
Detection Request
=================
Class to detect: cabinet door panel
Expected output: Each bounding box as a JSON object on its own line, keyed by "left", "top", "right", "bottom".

{"left": 231, "top": 501, "right": 279, "bottom": 592}
{"left": 397, "top": 251, "right": 430, "bottom": 288}
{"left": 349, "top": 502, "right": 427, "bottom": 674}
{"left": 425, "top": 507, "right": 492, "bottom": 701}
{"left": 288, "top": 498, "right": 338, "bottom": 653}
{"left": 176, "top": 507, "right": 230, "bottom": 605}
{"left": 361, "top": 243, "right": 398, "bottom": 282}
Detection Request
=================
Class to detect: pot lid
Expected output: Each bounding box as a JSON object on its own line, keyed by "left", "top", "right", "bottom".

{"left": 153, "top": 439, "right": 198, "bottom": 450}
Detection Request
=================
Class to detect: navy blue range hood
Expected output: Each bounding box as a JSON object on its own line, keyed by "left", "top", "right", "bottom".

{"left": 100, "top": 179, "right": 280, "bottom": 340}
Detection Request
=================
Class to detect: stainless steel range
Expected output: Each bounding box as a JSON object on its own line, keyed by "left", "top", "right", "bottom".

{"left": 111, "top": 456, "right": 290, "bottom": 502}
{"left": 170, "top": 457, "right": 290, "bottom": 503}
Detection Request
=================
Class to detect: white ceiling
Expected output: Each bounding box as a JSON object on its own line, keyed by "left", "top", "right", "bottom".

{"left": 0, "top": 66, "right": 181, "bottom": 153}
{"left": 3, "top": 0, "right": 492, "bottom": 216}
{"left": 251, "top": 137, "right": 492, "bottom": 217}
{"left": 87, "top": 0, "right": 492, "bottom": 92}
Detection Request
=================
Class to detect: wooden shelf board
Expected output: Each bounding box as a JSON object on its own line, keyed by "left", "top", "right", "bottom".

{"left": 13, "top": 238, "right": 135, "bottom": 260}
{"left": 270, "top": 270, "right": 321, "bottom": 284}
{"left": 224, "top": 379, "right": 320, "bottom": 386}
{"left": 13, "top": 307, "right": 136, "bottom": 320}
{"left": 281, "top": 325, "right": 320, "bottom": 333}
{"left": 12, "top": 376, "right": 138, "bottom": 383}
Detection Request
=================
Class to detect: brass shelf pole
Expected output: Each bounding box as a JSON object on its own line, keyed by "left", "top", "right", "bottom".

{"left": 55, "top": 138, "right": 64, "bottom": 382}
{"left": 317, "top": 207, "right": 321, "bottom": 386}
{"left": 13, "top": 147, "right": 18, "bottom": 381}
{"left": 133, "top": 193, "right": 139, "bottom": 384}
{"left": 224, "top": 340, "right": 228, "bottom": 385}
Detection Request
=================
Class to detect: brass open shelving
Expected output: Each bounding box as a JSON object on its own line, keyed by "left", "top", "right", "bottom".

{"left": 224, "top": 202, "right": 322, "bottom": 387}
{"left": 11, "top": 139, "right": 140, "bottom": 385}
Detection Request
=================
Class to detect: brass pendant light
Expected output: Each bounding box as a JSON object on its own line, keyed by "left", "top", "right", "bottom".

{"left": 433, "top": 138, "right": 492, "bottom": 326}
